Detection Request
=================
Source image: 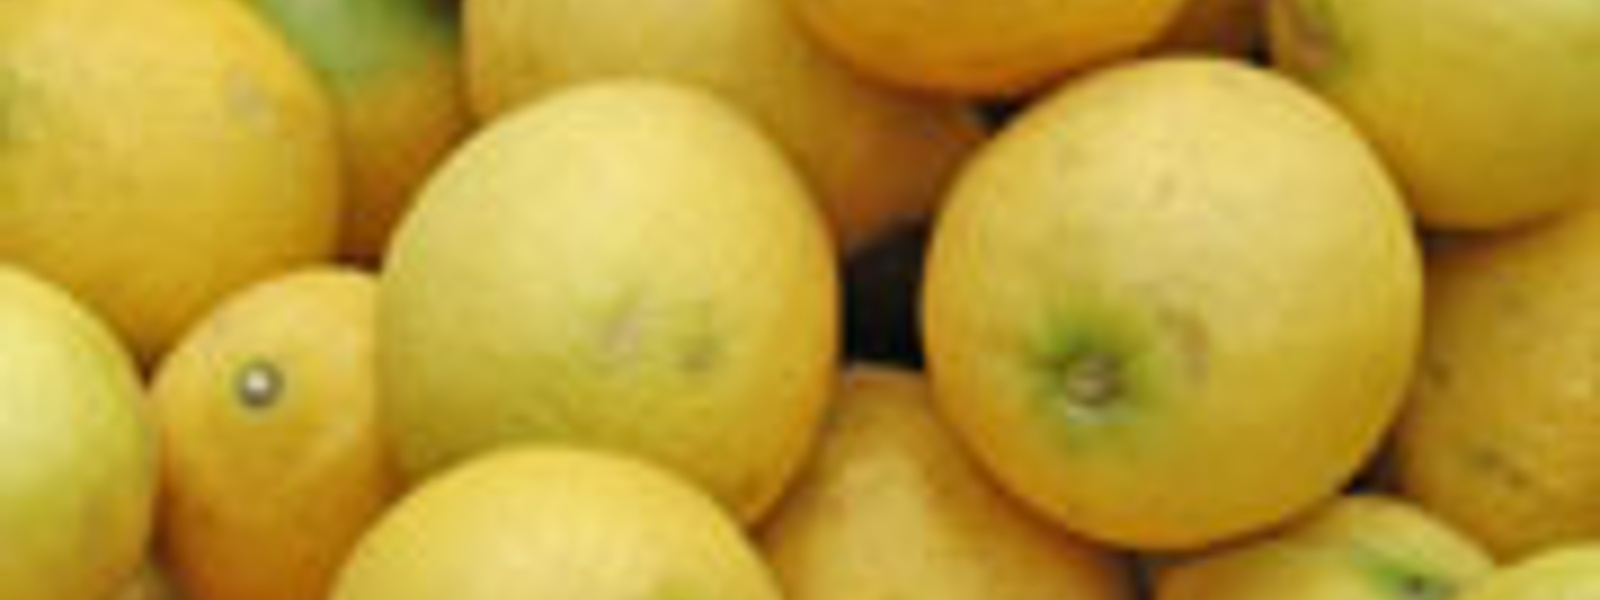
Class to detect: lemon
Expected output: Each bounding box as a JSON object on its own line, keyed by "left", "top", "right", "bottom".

{"left": 153, "top": 269, "right": 396, "bottom": 600}
{"left": 0, "top": 0, "right": 341, "bottom": 359}
{"left": 1271, "top": 0, "right": 1600, "bottom": 230}
{"left": 333, "top": 448, "right": 782, "bottom": 600}
{"left": 0, "top": 267, "right": 156, "bottom": 600}
{"left": 763, "top": 365, "right": 1133, "bottom": 600}
{"left": 923, "top": 59, "right": 1421, "bottom": 549}
{"left": 382, "top": 81, "right": 837, "bottom": 522}
{"left": 466, "top": 0, "right": 983, "bottom": 252}
{"left": 1397, "top": 206, "right": 1600, "bottom": 559}
{"left": 791, "top": 0, "right": 1188, "bottom": 96}
{"left": 1159, "top": 496, "right": 1494, "bottom": 600}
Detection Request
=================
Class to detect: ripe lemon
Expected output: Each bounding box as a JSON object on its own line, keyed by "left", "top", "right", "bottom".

{"left": 923, "top": 59, "right": 1421, "bottom": 549}
{"left": 466, "top": 0, "right": 983, "bottom": 252}
{"left": 382, "top": 81, "right": 838, "bottom": 523}
{"left": 1271, "top": 0, "right": 1600, "bottom": 230}
{"left": 762, "top": 365, "right": 1134, "bottom": 600}
{"left": 791, "top": 0, "right": 1187, "bottom": 97}
{"left": 1159, "top": 496, "right": 1494, "bottom": 600}
{"left": 333, "top": 448, "right": 782, "bottom": 600}
{"left": 1396, "top": 206, "right": 1600, "bottom": 559}
{"left": 0, "top": 267, "right": 156, "bottom": 600}
{"left": 153, "top": 269, "right": 396, "bottom": 600}
{"left": 1457, "top": 546, "right": 1600, "bottom": 600}
{"left": 244, "top": 0, "right": 472, "bottom": 262}
{"left": 0, "top": 0, "right": 341, "bottom": 359}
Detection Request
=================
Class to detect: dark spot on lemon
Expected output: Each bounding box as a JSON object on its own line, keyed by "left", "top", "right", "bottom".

{"left": 1493, "top": 286, "right": 1535, "bottom": 318}
{"left": 1382, "top": 569, "right": 1456, "bottom": 600}
{"left": 235, "top": 359, "right": 285, "bottom": 411}
{"left": 673, "top": 299, "right": 723, "bottom": 376}
{"left": 594, "top": 292, "right": 722, "bottom": 376}
{"left": 1396, "top": 573, "right": 1456, "bottom": 600}
{"left": 1356, "top": 551, "right": 1457, "bottom": 600}
{"left": 1417, "top": 357, "right": 1454, "bottom": 394}
{"left": 1465, "top": 443, "right": 1535, "bottom": 491}
{"left": 679, "top": 331, "right": 721, "bottom": 374}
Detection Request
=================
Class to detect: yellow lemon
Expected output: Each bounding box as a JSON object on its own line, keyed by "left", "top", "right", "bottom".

{"left": 382, "top": 81, "right": 838, "bottom": 523}
{"left": 243, "top": 0, "right": 472, "bottom": 262}
{"left": 762, "top": 365, "right": 1134, "bottom": 600}
{"left": 1271, "top": 0, "right": 1600, "bottom": 230}
{"left": 0, "top": 0, "right": 341, "bottom": 360}
{"left": 1397, "top": 206, "right": 1600, "bottom": 559}
{"left": 466, "top": 0, "right": 983, "bottom": 253}
{"left": 153, "top": 269, "right": 396, "bottom": 600}
{"left": 0, "top": 267, "right": 156, "bottom": 600}
{"left": 791, "top": 0, "right": 1188, "bottom": 96}
{"left": 1159, "top": 496, "right": 1494, "bottom": 600}
{"left": 923, "top": 59, "right": 1421, "bottom": 549}
{"left": 333, "top": 448, "right": 782, "bottom": 600}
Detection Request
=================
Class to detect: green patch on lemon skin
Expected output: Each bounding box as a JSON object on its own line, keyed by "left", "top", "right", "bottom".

{"left": 246, "top": 0, "right": 456, "bottom": 93}
{"left": 1350, "top": 546, "right": 1459, "bottom": 600}
{"left": 1026, "top": 301, "right": 1175, "bottom": 451}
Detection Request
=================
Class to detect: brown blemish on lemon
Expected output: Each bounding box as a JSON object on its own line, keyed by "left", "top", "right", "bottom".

{"left": 1416, "top": 357, "right": 1455, "bottom": 394}
{"left": 595, "top": 294, "right": 722, "bottom": 376}
{"left": 679, "top": 329, "right": 721, "bottom": 375}
{"left": 1157, "top": 305, "right": 1211, "bottom": 384}
{"left": 674, "top": 299, "right": 722, "bottom": 376}
{"left": 1465, "top": 444, "right": 1536, "bottom": 492}
{"left": 1278, "top": 0, "right": 1343, "bottom": 79}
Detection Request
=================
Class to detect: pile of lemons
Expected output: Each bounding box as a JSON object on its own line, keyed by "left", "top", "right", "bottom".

{"left": 0, "top": 0, "right": 1596, "bottom": 599}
